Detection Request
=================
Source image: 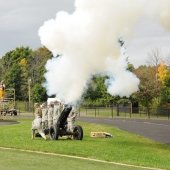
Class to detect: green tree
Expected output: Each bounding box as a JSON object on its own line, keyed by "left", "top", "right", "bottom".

{"left": 160, "top": 69, "right": 170, "bottom": 104}
{"left": 83, "top": 76, "right": 112, "bottom": 105}
{"left": 28, "top": 47, "right": 52, "bottom": 84}
{"left": 28, "top": 47, "right": 52, "bottom": 102}
{"left": 0, "top": 46, "right": 52, "bottom": 101}
{"left": 4, "top": 63, "right": 23, "bottom": 100}
{"left": 0, "top": 47, "right": 32, "bottom": 100}
{"left": 32, "top": 83, "right": 47, "bottom": 103}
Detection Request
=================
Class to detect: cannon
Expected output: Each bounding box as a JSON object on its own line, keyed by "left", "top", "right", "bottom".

{"left": 48, "top": 105, "right": 83, "bottom": 140}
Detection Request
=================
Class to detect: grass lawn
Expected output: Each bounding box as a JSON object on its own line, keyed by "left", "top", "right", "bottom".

{"left": 0, "top": 119, "right": 170, "bottom": 169}
{"left": 0, "top": 148, "right": 147, "bottom": 170}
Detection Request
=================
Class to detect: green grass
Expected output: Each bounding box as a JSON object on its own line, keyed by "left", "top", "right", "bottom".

{"left": 0, "top": 148, "right": 146, "bottom": 170}
{"left": 0, "top": 119, "right": 170, "bottom": 169}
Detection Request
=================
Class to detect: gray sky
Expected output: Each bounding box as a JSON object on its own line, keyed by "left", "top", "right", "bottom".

{"left": 127, "top": 16, "right": 170, "bottom": 67}
{"left": 0, "top": 0, "right": 170, "bottom": 67}
{"left": 0, "top": 0, "right": 74, "bottom": 57}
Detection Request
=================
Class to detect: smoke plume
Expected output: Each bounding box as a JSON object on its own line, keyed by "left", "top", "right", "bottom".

{"left": 39, "top": 0, "right": 170, "bottom": 103}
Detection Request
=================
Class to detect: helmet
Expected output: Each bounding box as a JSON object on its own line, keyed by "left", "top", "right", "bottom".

{"left": 41, "top": 102, "right": 47, "bottom": 107}
{"left": 55, "top": 98, "right": 61, "bottom": 102}
{"left": 34, "top": 103, "right": 39, "bottom": 107}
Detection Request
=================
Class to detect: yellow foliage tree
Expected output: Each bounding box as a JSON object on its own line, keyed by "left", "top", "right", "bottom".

{"left": 19, "top": 58, "right": 27, "bottom": 66}
{"left": 157, "top": 62, "right": 168, "bottom": 84}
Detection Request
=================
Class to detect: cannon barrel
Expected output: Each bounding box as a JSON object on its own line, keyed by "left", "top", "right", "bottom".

{"left": 56, "top": 105, "right": 72, "bottom": 127}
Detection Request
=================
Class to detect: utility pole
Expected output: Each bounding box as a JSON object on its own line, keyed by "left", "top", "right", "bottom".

{"left": 28, "top": 78, "right": 31, "bottom": 112}
{"left": 12, "top": 88, "right": 15, "bottom": 108}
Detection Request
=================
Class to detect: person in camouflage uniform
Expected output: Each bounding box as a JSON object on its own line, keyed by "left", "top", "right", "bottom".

{"left": 53, "top": 99, "right": 65, "bottom": 125}
{"left": 41, "top": 102, "right": 48, "bottom": 129}
{"left": 53, "top": 100, "right": 61, "bottom": 125}
{"left": 47, "top": 102, "right": 54, "bottom": 128}
{"left": 67, "top": 109, "right": 77, "bottom": 132}
{"left": 32, "top": 103, "right": 47, "bottom": 140}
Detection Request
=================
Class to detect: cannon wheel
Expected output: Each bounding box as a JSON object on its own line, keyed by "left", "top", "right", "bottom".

{"left": 49, "top": 126, "right": 59, "bottom": 140}
{"left": 73, "top": 125, "right": 83, "bottom": 140}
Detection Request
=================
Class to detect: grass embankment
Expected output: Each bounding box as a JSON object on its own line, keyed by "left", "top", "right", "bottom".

{"left": 0, "top": 119, "right": 170, "bottom": 169}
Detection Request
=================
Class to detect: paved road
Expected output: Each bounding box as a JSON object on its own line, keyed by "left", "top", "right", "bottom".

{"left": 0, "top": 119, "right": 18, "bottom": 125}
{"left": 79, "top": 117, "right": 170, "bottom": 145}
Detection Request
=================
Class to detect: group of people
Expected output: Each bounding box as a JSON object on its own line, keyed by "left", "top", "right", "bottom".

{"left": 31, "top": 99, "right": 77, "bottom": 140}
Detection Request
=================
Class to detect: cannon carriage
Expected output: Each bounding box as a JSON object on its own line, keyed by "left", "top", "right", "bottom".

{"left": 46, "top": 105, "right": 83, "bottom": 140}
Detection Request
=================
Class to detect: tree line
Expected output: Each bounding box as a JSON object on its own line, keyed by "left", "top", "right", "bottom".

{"left": 0, "top": 46, "right": 170, "bottom": 113}
{"left": 0, "top": 47, "right": 52, "bottom": 102}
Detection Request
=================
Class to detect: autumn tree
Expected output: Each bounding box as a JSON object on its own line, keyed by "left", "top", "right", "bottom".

{"left": 28, "top": 47, "right": 52, "bottom": 84}
{"left": 28, "top": 47, "right": 52, "bottom": 102}
{"left": 159, "top": 66, "right": 170, "bottom": 105}
{"left": 134, "top": 66, "right": 160, "bottom": 115}
{"left": 157, "top": 62, "right": 168, "bottom": 85}
{"left": 147, "top": 48, "right": 161, "bottom": 80}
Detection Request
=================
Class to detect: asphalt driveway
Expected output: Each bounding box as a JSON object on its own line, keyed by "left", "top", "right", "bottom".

{"left": 79, "top": 117, "right": 170, "bottom": 145}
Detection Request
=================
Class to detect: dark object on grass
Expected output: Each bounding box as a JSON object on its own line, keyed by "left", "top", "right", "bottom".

{"left": 1, "top": 109, "right": 17, "bottom": 116}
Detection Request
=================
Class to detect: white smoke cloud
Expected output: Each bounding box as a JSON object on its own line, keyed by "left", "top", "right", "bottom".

{"left": 39, "top": 0, "right": 170, "bottom": 103}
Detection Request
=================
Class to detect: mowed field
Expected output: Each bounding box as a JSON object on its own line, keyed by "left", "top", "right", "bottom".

{"left": 0, "top": 119, "right": 170, "bottom": 170}
{"left": 0, "top": 148, "right": 149, "bottom": 170}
